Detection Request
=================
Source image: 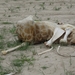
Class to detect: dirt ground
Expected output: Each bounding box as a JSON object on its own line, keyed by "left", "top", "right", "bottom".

{"left": 0, "top": 0, "right": 75, "bottom": 75}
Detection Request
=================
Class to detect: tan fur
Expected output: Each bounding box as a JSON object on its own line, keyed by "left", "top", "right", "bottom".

{"left": 60, "top": 24, "right": 75, "bottom": 45}
{"left": 16, "top": 21, "right": 53, "bottom": 44}
{"left": 16, "top": 16, "right": 75, "bottom": 45}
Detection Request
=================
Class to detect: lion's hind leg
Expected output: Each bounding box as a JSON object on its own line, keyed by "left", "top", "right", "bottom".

{"left": 60, "top": 27, "right": 73, "bottom": 45}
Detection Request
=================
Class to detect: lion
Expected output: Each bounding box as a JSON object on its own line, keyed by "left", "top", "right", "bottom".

{"left": 1, "top": 15, "right": 75, "bottom": 56}
{"left": 16, "top": 15, "right": 75, "bottom": 45}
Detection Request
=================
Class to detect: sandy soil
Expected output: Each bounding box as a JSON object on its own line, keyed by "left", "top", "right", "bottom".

{"left": 0, "top": 0, "right": 75, "bottom": 75}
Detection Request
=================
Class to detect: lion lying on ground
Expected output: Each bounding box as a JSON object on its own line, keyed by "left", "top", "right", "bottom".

{"left": 1, "top": 15, "right": 75, "bottom": 56}
{"left": 16, "top": 15, "right": 75, "bottom": 45}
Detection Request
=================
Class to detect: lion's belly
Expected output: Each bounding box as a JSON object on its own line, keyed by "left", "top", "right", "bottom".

{"left": 16, "top": 21, "right": 63, "bottom": 44}
{"left": 16, "top": 21, "right": 54, "bottom": 43}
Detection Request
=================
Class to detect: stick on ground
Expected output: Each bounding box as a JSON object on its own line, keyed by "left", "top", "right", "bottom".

{"left": 38, "top": 47, "right": 53, "bottom": 55}
{"left": 1, "top": 42, "right": 26, "bottom": 55}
